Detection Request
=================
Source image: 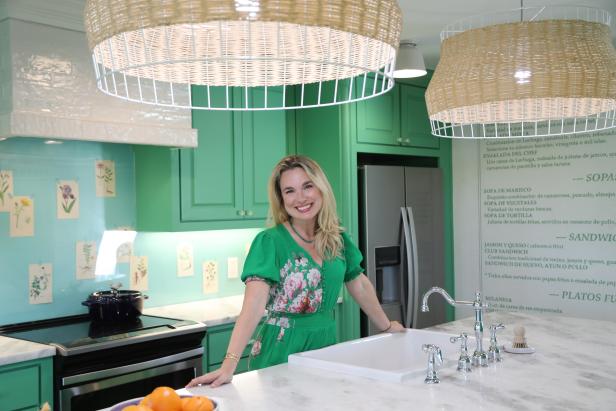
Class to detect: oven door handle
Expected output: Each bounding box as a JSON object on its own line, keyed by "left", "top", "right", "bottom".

{"left": 62, "top": 347, "right": 203, "bottom": 386}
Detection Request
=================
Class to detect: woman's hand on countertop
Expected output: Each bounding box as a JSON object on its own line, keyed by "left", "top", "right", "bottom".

{"left": 186, "top": 360, "right": 235, "bottom": 388}
{"left": 386, "top": 320, "right": 406, "bottom": 333}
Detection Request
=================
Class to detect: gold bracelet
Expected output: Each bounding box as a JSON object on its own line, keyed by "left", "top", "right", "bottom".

{"left": 224, "top": 352, "right": 240, "bottom": 362}
{"left": 382, "top": 321, "right": 393, "bottom": 332}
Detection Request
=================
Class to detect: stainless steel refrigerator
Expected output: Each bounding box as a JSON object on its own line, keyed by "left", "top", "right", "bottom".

{"left": 359, "top": 165, "right": 446, "bottom": 335}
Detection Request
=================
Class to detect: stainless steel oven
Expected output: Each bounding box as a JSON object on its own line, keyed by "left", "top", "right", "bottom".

{"left": 1, "top": 315, "right": 206, "bottom": 411}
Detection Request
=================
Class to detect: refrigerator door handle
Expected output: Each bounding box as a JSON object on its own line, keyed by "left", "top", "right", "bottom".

{"left": 400, "top": 207, "right": 414, "bottom": 328}
{"left": 399, "top": 207, "right": 407, "bottom": 327}
{"left": 406, "top": 206, "right": 420, "bottom": 328}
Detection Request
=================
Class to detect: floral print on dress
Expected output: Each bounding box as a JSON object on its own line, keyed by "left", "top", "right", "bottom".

{"left": 266, "top": 316, "right": 291, "bottom": 341}
{"left": 268, "top": 253, "right": 323, "bottom": 314}
{"left": 250, "top": 338, "right": 262, "bottom": 356}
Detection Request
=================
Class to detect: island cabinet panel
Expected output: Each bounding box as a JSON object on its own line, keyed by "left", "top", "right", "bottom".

{"left": 135, "top": 88, "right": 295, "bottom": 231}
{"left": 0, "top": 357, "right": 53, "bottom": 411}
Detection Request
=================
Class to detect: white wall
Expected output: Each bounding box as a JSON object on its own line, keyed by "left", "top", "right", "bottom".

{"left": 452, "top": 139, "right": 482, "bottom": 319}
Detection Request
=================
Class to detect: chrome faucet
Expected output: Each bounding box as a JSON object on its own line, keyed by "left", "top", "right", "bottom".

{"left": 421, "top": 287, "right": 489, "bottom": 367}
{"left": 422, "top": 344, "right": 443, "bottom": 384}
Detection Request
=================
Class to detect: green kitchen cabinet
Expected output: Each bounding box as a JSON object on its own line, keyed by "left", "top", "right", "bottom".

{"left": 356, "top": 83, "right": 439, "bottom": 149}
{"left": 203, "top": 322, "right": 257, "bottom": 374}
{"left": 356, "top": 86, "right": 401, "bottom": 145}
{"left": 135, "top": 88, "right": 295, "bottom": 231}
{"left": 0, "top": 357, "right": 53, "bottom": 411}
{"left": 400, "top": 85, "right": 440, "bottom": 149}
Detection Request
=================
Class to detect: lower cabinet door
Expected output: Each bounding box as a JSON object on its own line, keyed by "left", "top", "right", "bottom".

{"left": 0, "top": 358, "right": 53, "bottom": 411}
{"left": 205, "top": 323, "right": 258, "bottom": 374}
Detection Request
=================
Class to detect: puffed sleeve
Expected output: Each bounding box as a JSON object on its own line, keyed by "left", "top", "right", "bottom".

{"left": 342, "top": 231, "right": 364, "bottom": 282}
{"left": 241, "top": 231, "right": 280, "bottom": 284}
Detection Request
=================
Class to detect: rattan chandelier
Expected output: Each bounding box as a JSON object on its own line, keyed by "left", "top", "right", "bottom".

{"left": 426, "top": 6, "right": 616, "bottom": 138}
{"left": 83, "top": 0, "right": 402, "bottom": 110}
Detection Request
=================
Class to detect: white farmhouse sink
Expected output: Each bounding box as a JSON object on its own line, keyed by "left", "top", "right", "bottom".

{"left": 288, "top": 329, "right": 459, "bottom": 383}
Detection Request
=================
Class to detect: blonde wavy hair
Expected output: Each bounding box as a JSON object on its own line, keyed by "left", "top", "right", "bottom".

{"left": 268, "top": 155, "right": 343, "bottom": 260}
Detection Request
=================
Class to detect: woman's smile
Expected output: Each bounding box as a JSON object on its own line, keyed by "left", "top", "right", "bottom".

{"left": 295, "top": 203, "right": 313, "bottom": 213}
{"left": 279, "top": 167, "right": 323, "bottom": 222}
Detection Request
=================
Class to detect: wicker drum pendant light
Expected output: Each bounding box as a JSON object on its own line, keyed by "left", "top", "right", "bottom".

{"left": 426, "top": 6, "right": 616, "bottom": 138}
{"left": 83, "top": 0, "right": 402, "bottom": 110}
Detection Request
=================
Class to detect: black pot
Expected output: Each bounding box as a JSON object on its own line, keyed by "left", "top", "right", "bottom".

{"left": 82, "top": 289, "right": 148, "bottom": 322}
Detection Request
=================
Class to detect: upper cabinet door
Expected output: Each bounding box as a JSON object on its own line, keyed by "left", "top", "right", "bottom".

{"left": 400, "top": 85, "right": 439, "bottom": 149}
{"left": 356, "top": 81, "right": 401, "bottom": 145}
{"left": 242, "top": 88, "right": 289, "bottom": 219}
{"left": 180, "top": 88, "right": 244, "bottom": 222}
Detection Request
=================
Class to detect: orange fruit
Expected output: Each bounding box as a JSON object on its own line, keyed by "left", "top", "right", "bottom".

{"left": 139, "top": 395, "right": 153, "bottom": 407}
{"left": 144, "top": 386, "right": 182, "bottom": 411}
{"left": 122, "top": 406, "right": 153, "bottom": 411}
{"left": 181, "top": 396, "right": 214, "bottom": 411}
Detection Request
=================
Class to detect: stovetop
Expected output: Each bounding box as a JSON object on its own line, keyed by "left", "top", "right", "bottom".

{"left": 0, "top": 314, "right": 206, "bottom": 356}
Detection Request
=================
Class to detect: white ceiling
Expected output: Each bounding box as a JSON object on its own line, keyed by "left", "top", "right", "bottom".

{"left": 3, "top": 0, "right": 615, "bottom": 72}
{"left": 399, "top": 0, "right": 616, "bottom": 69}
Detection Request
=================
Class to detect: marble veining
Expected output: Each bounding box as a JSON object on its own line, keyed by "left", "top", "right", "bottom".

{"left": 178, "top": 311, "right": 616, "bottom": 411}
{"left": 0, "top": 336, "right": 55, "bottom": 367}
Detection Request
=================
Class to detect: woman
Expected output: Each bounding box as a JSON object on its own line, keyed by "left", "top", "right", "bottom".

{"left": 187, "top": 155, "right": 404, "bottom": 388}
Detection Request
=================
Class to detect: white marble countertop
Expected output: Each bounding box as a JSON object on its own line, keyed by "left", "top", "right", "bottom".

{"left": 178, "top": 311, "right": 616, "bottom": 411}
{"left": 0, "top": 335, "right": 55, "bottom": 367}
{"left": 144, "top": 295, "right": 246, "bottom": 327}
{"left": 144, "top": 295, "right": 343, "bottom": 327}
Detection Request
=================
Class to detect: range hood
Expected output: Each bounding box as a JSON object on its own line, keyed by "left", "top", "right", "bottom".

{"left": 0, "top": 1, "right": 197, "bottom": 147}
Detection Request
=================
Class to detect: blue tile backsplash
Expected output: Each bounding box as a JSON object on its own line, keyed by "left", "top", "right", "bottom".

{"left": 0, "top": 138, "right": 258, "bottom": 325}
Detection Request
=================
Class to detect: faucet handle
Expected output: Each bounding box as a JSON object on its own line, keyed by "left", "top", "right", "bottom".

{"left": 450, "top": 333, "right": 469, "bottom": 350}
{"left": 422, "top": 344, "right": 443, "bottom": 384}
{"left": 422, "top": 344, "right": 443, "bottom": 363}
{"left": 489, "top": 323, "right": 505, "bottom": 340}
{"left": 488, "top": 323, "right": 505, "bottom": 362}
{"left": 450, "top": 333, "right": 472, "bottom": 372}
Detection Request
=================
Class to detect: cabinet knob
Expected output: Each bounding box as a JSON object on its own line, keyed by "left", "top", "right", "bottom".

{"left": 397, "top": 137, "right": 403, "bottom": 143}
{"left": 237, "top": 210, "right": 246, "bottom": 216}
{"left": 246, "top": 210, "right": 254, "bottom": 216}
{"left": 404, "top": 138, "right": 410, "bottom": 144}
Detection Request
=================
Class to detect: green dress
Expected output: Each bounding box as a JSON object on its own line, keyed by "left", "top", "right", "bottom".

{"left": 241, "top": 224, "right": 363, "bottom": 370}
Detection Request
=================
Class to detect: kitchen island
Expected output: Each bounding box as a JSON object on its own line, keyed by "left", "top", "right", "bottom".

{"left": 179, "top": 311, "right": 615, "bottom": 411}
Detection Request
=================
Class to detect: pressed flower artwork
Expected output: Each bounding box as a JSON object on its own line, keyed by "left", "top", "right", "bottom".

{"left": 10, "top": 196, "right": 34, "bottom": 237}
{"left": 0, "top": 170, "right": 13, "bottom": 212}
{"left": 57, "top": 180, "right": 79, "bottom": 219}
{"left": 29, "top": 263, "right": 52, "bottom": 304}
{"left": 95, "top": 160, "right": 116, "bottom": 197}
{"left": 130, "top": 255, "right": 148, "bottom": 291}
{"left": 76, "top": 241, "right": 97, "bottom": 280}
{"left": 116, "top": 241, "right": 133, "bottom": 263}
{"left": 176, "top": 243, "right": 194, "bottom": 277}
{"left": 203, "top": 260, "right": 219, "bottom": 294}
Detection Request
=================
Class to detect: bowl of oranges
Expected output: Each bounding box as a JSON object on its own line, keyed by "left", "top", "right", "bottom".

{"left": 110, "top": 386, "right": 218, "bottom": 411}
